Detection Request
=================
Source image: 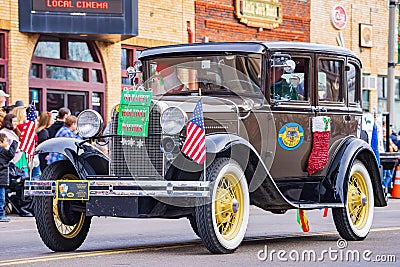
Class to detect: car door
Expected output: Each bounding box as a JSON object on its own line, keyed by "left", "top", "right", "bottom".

{"left": 269, "top": 52, "right": 315, "bottom": 178}
{"left": 314, "top": 55, "right": 349, "bottom": 176}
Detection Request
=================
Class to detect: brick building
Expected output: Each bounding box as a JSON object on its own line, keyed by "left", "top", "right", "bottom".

{"left": 0, "top": 0, "right": 194, "bottom": 119}
{"left": 1, "top": 0, "right": 398, "bottom": 126}
{"left": 195, "top": 0, "right": 310, "bottom": 42}
{"left": 310, "top": 0, "right": 400, "bottom": 128}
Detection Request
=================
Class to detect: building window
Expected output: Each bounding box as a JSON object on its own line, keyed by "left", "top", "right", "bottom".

{"left": 0, "top": 31, "right": 7, "bottom": 97}
{"left": 121, "top": 46, "right": 144, "bottom": 86}
{"left": 30, "top": 35, "right": 105, "bottom": 116}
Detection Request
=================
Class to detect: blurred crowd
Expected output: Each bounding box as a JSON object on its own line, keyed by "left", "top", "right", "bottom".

{"left": 0, "top": 91, "right": 84, "bottom": 219}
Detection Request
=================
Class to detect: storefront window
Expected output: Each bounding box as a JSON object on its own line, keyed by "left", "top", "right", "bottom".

{"left": 30, "top": 64, "right": 41, "bottom": 78}
{"left": 34, "top": 38, "right": 61, "bottom": 59}
{"left": 0, "top": 31, "right": 7, "bottom": 96}
{"left": 46, "top": 66, "right": 84, "bottom": 81}
{"left": 30, "top": 35, "right": 105, "bottom": 116}
{"left": 68, "top": 41, "right": 94, "bottom": 62}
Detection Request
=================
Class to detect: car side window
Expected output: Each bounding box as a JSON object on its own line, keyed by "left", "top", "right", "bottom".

{"left": 318, "top": 59, "right": 344, "bottom": 102}
{"left": 347, "top": 61, "right": 360, "bottom": 104}
{"left": 270, "top": 56, "right": 310, "bottom": 101}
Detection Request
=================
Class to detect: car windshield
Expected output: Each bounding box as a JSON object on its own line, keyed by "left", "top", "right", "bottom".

{"left": 140, "top": 54, "right": 262, "bottom": 99}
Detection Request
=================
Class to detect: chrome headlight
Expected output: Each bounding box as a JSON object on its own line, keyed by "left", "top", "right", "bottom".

{"left": 77, "top": 110, "right": 104, "bottom": 138}
{"left": 160, "top": 107, "right": 187, "bottom": 135}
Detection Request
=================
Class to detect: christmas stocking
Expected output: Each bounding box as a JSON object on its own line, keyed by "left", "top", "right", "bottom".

{"left": 307, "top": 116, "right": 331, "bottom": 175}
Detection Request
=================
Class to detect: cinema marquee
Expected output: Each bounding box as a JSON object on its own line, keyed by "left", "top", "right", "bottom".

{"left": 19, "top": 0, "right": 138, "bottom": 42}
{"left": 32, "top": 0, "right": 123, "bottom": 14}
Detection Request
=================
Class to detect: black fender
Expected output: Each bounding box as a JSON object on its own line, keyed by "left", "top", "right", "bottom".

{"left": 205, "top": 133, "right": 296, "bottom": 210}
{"left": 36, "top": 138, "right": 109, "bottom": 179}
{"left": 323, "top": 136, "right": 386, "bottom": 207}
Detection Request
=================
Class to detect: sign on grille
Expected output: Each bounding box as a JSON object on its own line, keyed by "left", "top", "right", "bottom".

{"left": 118, "top": 90, "right": 152, "bottom": 137}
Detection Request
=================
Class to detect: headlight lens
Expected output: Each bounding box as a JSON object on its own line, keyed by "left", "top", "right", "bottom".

{"left": 160, "top": 107, "right": 187, "bottom": 135}
{"left": 77, "top": 110, "right": 104, "bottom": 138}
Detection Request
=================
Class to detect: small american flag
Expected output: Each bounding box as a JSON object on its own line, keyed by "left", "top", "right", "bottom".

{"left": 181, "top": 99, "right": 206, "bottom": 164}
{"left": 19, "top": 104, "right": 37, "bottom": 157}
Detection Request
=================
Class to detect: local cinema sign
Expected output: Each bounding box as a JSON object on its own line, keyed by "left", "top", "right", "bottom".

{"left": 32, "top": 0, "right": 123, "bottom": 14}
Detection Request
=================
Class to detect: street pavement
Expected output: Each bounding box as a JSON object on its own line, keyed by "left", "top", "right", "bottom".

{"left": 0, "top": 199, "right": 399, "bottom": 266}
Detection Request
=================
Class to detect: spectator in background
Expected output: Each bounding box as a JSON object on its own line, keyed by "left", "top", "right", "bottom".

{"left": 48, "top": 107, "right": 71, "bottom": 138}
{"left": 36, "top": 111, "right": 54, "bottom": 171}
{"left": 0, "top": 133, "right": 18, "bottom": 222}
{"left": 10, "top": 106, "right": 30, "bottom": 178}
{"left": 47, "top": 115, "right": 82, "bottom": 165}
{"left": 0, "top": 114, "right": 22, "bottom": 164}
{"left": 0, "top": 91, "right": 9, "bottom": 111}
{"left": 10, "top": 106, "right": 27, "bottom": 125}
{"left": 14, "top": 100, "right": 24, "bottom": 107}
{"left": 0, "top": 110, "right": 6, "bottom": 128}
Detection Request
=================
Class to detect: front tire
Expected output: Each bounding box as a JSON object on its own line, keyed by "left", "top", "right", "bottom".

{"left": 34, "top": 160, "right": 92, "bottom": 252}
{"left": 195, "top": 158, "right": 249, "bottom": 254}
{"left": 333, "top": 160, "right": 374, "bottom": 240}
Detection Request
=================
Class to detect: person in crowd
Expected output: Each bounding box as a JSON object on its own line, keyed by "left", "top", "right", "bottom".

{"left": 48, "top": 107, "right": 71, "bottom": 138}
{"left": 0, "top": 91, "right": 9, "bottom": 111}
{"left": 0, "top": 114, "right": 32, "bottom": 217}
{"left": 0, "top": 110, "right": 6, "bottom": 128}
{"left": 47, "top": 115, "right": 82, "bottom": 165}
{"left": 36, "top": 111, "right": 54, "bottom": 171}
{"left": 14, "top": 100, "right": 24, "bottom": 108}
{"left": 0, "top": 114, "right": 22, "bottom": 164}
{"left": 270, "top": 66, "right": 298, "bottom": 100}
{"left": 10, "top": 106, "right": 27, "bottom": 125}
{"left": 9, "top": 106, "right": 29, "bottom": 177}
{"left": 0, "top": 133, "right": 18, "bottom": 222}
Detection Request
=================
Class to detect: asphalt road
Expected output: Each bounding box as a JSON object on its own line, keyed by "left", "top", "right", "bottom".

{"left": 0, "top": 199, "right": 399, "bottom": 266}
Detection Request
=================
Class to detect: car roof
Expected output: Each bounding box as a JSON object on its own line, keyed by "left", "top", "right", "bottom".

{"left": 139, "top": 41, "right": 359, "bottom": 61}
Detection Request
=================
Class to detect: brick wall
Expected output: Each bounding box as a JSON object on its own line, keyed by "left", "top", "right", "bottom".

{"left": 195, "top": 0, "right": 311, "bottom": 42}
{"left": 0, "top": 0, "right": 195, "bottom": 119}
{"left": 310, "top": 1, "right": 395, "bottom": 112}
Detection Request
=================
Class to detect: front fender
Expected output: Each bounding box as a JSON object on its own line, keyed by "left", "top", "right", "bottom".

{"left": 206, "top": 133, "right": 296, "bottom": 210}
{"left": 323, "top": 137, "right": 386, "bottom": 207}
{"left": 36, "top": 138, "right": 109, "bottom": 179}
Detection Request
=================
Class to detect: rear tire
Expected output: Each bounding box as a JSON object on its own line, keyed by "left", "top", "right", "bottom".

{"left": 34, "top": 161, "right": 92, "bottom": 252}
{"left": 333, "top": 160, "right": 374, "bottom": 240}
{"left": 195, "top": 158, "right": 249, "bottom": 254}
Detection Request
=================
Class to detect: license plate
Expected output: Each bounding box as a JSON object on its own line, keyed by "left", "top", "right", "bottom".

{"left": 56, "top": 180, "right": 90, "bottom": 201}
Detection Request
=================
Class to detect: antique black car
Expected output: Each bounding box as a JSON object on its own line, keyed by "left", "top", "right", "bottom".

{"left": 26, "top": 42, "right": 387, "bottom": 254}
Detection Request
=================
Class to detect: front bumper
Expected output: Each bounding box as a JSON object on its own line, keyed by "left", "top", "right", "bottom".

{"left": 24, "top": 177, "right": 210, "bottom": 198}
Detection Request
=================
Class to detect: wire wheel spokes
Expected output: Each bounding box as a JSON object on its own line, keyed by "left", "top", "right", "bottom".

{"left": 52, "top": 174, "right": 86, "bottom": 238}
{"left": 347, "top": 171, "right": 369, "bottom": 229}
{"left": 214, "top": 173, "right": 244, "bottom": 240}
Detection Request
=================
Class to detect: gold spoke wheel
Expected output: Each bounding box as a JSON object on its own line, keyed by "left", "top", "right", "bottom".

{"left": 53, "top": 174, "right": 86, "bottom": 239}
{"left": 347, "top": 171, "right": 369, "bottom": 230}
{"left": 214, "top": 173, "right": 244, "bottom": 241}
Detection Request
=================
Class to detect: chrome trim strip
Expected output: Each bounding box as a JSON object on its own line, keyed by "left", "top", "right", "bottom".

{"left": 24, "top": 180, "right": 211, "bottom": 198}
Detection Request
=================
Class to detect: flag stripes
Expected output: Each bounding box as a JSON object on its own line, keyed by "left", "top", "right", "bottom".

{"left": 181, "top": 99, "right": 206, "bottom": 164}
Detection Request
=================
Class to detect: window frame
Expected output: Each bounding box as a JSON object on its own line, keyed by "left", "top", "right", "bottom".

{"left": 0, "top": 30, "right": 8, "bottom": 98}
{"left": 316, "top": 56, "right": 346, "bottom": 106}
{"left": 121, "top": 45, "right": 145, "bottom": 86}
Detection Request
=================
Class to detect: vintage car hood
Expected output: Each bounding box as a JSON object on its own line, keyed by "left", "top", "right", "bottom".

{"left": 152, "top": 95, "right": 262, "bottom": 114}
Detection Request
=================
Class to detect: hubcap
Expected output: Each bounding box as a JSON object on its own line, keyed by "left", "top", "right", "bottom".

{"left": 53, "top": 174, "right": 86, "bottom": 238}
{"left": 214, "top": 173, "right": 244, "bottom": 240}
{"left": 347, "top": 171, "right": 369, "bottom": 230}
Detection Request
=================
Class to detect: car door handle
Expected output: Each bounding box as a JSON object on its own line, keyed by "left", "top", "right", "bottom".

{"left": 311, "top": 106, "right": 327, "bottom": 113}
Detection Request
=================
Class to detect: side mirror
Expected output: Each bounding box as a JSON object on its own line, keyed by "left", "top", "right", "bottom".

{"left": 127, "top": 61, "right": 142, "bottom": 80}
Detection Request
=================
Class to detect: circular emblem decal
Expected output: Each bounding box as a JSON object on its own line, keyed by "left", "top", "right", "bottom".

{"left": 278, "top": 123, "right": 304, "bottom": 151}
{"left": 331, "top": 5, "right": 347, "bottom": 30}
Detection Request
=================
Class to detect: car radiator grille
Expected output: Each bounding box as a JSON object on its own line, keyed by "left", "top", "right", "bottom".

{"left": 109, "top": 105, "right": 163, "bottom": 178}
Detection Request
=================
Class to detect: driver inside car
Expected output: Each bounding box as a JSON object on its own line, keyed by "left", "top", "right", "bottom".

{"left": 270, "top": 66, "right": 298, "bottom": 100}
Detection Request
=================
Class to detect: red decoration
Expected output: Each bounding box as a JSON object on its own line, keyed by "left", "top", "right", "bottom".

{"left": 307, "top": 131, "right": 330, "bottom": 174}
